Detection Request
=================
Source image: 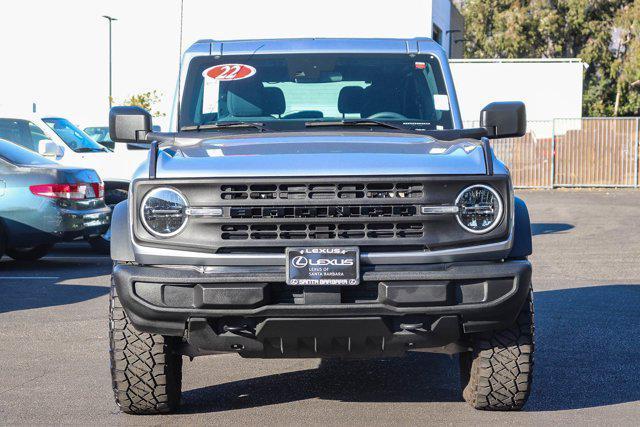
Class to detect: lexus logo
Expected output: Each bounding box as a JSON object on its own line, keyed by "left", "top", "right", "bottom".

{"left": 291, "top": 256, "right": 309, "bottom": 268}
{"left": 291, "top": 256, "right": 354, "bottom": 268}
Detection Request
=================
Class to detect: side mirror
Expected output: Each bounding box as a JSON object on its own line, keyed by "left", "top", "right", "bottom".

{"left": 480, "top": 101, "right": 526, "bottom": 139}
{"left": 37, "top": 139, "right": 60, "bottom": 158}
{"left": 109, "top": 106, "right": 152, "bottom": 143}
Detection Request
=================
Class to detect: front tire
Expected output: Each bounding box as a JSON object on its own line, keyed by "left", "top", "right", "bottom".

{"left": 460, "top": 288, "right": 534, "bottom": 411}
{"left": 109, "top": 280, "right": 183, "bottom": 414}
{"left": 6, "top": 244, "right": 53, "bottom": 261}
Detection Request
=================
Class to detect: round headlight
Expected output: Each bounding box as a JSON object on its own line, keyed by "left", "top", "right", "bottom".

{"left": 141, "top": 188, "right": 188, "bottom": 237}
{"left": 455, "top": 184, "right": 503, "bottom": 234}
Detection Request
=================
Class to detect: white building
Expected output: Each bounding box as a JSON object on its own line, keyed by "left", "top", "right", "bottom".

{"left": 450, "top": 58, "right": 586, "bottom": 135}
{"left": 428, "top": 0, "right": 465, "bottom": 58}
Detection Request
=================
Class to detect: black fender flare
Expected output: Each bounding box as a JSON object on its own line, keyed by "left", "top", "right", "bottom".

{"left": 508, "top": 196, "right": 532, "bottom": 259}
{"left": 110, "top": 200, "right": 135, "bottom": 262}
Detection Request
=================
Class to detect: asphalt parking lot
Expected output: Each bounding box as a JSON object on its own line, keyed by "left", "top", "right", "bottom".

{"left": 0, "top": 189, "right": 638, "bottom": 425}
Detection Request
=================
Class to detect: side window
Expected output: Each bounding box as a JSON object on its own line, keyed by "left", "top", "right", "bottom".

{"left": 0, "top": 119, "right": 34, "bottom": 151}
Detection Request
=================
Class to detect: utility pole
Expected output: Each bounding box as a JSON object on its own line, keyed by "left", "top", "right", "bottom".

{"left": 102, "top": 15, "right": 117, "bottom": 110}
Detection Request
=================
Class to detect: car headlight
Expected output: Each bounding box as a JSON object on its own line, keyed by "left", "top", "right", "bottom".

{"left": 455, "top": 184, "right": 503, "bottom": 234}
{"left": 141, "top": 187, "right": 188, "bottom": 237}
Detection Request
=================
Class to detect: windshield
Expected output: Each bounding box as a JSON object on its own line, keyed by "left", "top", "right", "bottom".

{"left": 42, "top": 118, "right": 107, "bottom": 152}
{"left": 0, "top": 138, "right": 56, "bottom": 166}
{"left": 180, "top": 54, "right": 453, "bottom": 130}
{"left": 84, "top": 126, "right": 114, "bottom": 150}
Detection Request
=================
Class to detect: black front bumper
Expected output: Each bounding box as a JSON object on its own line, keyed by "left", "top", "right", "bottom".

{"left": 113, "top": 260, "right": 531, "bottom": 357}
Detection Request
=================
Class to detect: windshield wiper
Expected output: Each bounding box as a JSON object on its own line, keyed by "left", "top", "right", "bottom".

{"left": 305, "top": 119, "right": 411, "bottom": 132}
{"left": 180, "top": 122, "right": 267, "bottom": 132}
{"left": 75, "top": 147, "right": 107, "bottom": 153}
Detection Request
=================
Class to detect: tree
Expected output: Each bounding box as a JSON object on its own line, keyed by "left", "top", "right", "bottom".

{"left": 611, "top": 1, "right": 640, "bottom": 115}
{"left": 122, "top": 90, "right": 166, "bottom": 117}
{"left": 461, "top": 0, "right": 639, "bottom": 117}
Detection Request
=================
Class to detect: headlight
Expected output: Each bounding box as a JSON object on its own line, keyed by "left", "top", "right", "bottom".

{"left": 141, "top": 187, "right": 188, "bottom": 237}
{"left": 455, "top": 184, "right": 503, "bottom": 234}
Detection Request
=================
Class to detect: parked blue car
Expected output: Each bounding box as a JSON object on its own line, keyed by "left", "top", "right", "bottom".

{"left": 0, "top": 138, "right": 111, "bottom": 260}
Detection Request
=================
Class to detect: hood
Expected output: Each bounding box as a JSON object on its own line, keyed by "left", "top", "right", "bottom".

{"left": 154, "top": 132, "right": 487, "bottom": 178}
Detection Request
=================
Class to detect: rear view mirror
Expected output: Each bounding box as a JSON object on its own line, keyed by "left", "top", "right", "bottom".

{"left": 480, "top": 102, "right": 526, "bottom": 139}
{"left": 109, "top": 106, "right": 152, "bottom": 143}
{"left": 37, "top": 139, "right": 60, "bottom": 158}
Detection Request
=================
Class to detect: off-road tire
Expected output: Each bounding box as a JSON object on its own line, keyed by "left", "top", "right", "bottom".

{"left": 460, "top": 288, "right": 534, "bottom": 411}
{"left": 6, "top": 243, "right": 53, "bottom": 261}
{"left": 109, "top": 280, "right": 183, "bottom": 414}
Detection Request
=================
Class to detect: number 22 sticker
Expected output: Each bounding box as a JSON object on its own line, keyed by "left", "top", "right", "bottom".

{"left": 202, "top": 64, "right": 256, "bottom": 81}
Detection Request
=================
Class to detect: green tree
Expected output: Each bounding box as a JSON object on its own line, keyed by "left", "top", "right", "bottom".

{"left": 122, "top": 90, "right": 166, "bottom": 117}
{"left": 461, "top": 0, "right": 639, "bottom": 116}
{"left": 611, "top": 1, "right": 640, "bottom": 115}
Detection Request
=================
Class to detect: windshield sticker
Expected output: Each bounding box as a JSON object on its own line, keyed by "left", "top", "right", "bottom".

{"left": 415, "top": 61, "right": 427, "bottom": 69}
{"left": 203, "top": 64, "right": 257, "bottom": 81}
{"left": 434, "top": 94, "right": 450, "bottom": 111}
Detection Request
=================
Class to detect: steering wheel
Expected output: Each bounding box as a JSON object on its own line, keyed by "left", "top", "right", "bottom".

{"left": 367, "top": 112, "right": 407, "bottom": 120}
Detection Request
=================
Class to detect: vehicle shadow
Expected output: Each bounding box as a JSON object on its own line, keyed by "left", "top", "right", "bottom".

{"left": 531, "top": 222, "right": 574, "bottom": 235}
{"left": 180, "top": 284, "right": 640, "bottom": 413}
{"left": 0, "top": 247, "right": 111, "bottom": 314}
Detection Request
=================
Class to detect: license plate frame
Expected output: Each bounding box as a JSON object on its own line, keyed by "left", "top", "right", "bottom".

{"left": 286, "top": 247, "right": 360, "bottom": 286}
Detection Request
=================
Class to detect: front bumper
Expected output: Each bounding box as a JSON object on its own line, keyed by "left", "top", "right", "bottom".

{"left": 113, "top": 259, "right": 531, "bottom": 357}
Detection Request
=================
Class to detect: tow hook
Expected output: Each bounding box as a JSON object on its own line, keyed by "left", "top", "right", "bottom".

{"left": 223, "top": 324, "right": 255, "bottom": 338}
{"left": 400, "top": 323, "right": 425, "bottom": 332}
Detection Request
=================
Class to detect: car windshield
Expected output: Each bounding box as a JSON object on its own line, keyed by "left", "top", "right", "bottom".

{"left": 42, "top": 118, "right": 108, "bottom": 152}
{"left": 180, "top": 54, "right": 453, "bottom": 130}
{"left": 0, "top": 138, "right": 56, "bottom": 166}
{"left": 84, "top": 126, "right": 114, "bottom": 150}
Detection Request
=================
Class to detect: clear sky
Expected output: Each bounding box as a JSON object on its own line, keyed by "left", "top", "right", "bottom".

{"left": 0, "top": 0, "right": 429, "bottom": 129}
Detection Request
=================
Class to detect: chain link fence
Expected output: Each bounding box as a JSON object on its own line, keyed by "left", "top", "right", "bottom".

{"left": 466, "top": 118, "right": 640, "bottom": 188}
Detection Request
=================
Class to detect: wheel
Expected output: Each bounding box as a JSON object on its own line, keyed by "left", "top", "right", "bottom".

{"left": 109, "top": 279, "right": 183, "bottom": 414}
{"left": 88, "top": 227, "right": 111, "bottom": 255}
{"left": 6, "top": 243, "right": 53, "bottom": 261}
{"left": 459, "top": 288, "right": 534, "bottom": 411}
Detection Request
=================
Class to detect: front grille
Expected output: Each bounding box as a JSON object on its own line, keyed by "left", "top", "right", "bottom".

{"left": 220, "top": 181, "right": 427, "bottom": 245}
{"left": 229, "top": 204, "right": 417, "bottom": 219}
{"left": 221, "top": 182, "right": 424, "bottom": 201}
{"left": 221, "top": 222, "right": 424, "bottom": 240}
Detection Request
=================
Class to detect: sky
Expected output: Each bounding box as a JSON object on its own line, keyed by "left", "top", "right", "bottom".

{"left": 0, "top": 0, "right": 430, "bottom": 130}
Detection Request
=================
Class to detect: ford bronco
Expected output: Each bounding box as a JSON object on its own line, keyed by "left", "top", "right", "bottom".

{"left": 108, "top": 38, "right": 534, "bottom": 414}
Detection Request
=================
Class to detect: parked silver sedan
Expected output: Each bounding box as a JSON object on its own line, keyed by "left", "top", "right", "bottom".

{"left": 0, "top": 138, "right": 111, "bottom": 260}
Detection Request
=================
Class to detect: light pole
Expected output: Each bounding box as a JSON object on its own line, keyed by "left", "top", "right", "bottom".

{"left": 102, "top": 15, "right": 117, "bottom": 110}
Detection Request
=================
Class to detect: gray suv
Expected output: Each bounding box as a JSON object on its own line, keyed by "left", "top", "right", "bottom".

{"left": 108, "top": 38, "right": 534, "bottom": 414}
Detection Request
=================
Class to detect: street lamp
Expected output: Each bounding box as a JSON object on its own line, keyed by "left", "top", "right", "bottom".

{"left": 102, "top": 15, "right": 117, "bottom": 110}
